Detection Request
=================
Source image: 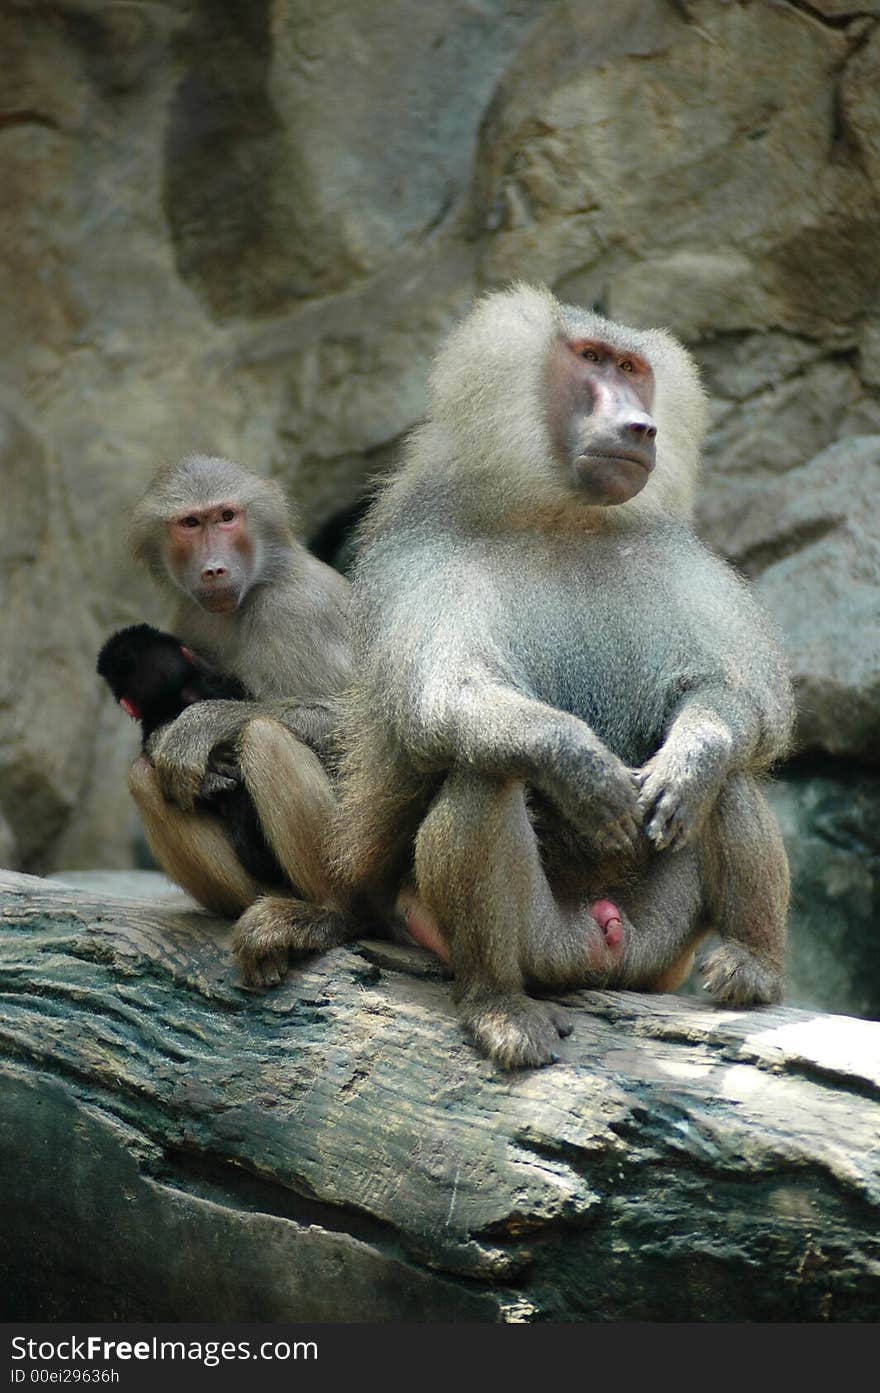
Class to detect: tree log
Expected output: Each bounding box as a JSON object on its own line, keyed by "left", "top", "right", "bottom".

{"left": 1, "top": 869, "right": 878, "bottom": 1322}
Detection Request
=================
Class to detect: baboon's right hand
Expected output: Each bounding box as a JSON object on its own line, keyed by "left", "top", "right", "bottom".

{"left": 562, "top": 749, "right": 643, "bottom": 857}
{"left": 149, "top": 706, "right": 216, "bottom": 811}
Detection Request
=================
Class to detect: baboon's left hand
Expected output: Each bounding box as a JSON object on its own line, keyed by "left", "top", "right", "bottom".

{"left": 634, "top": 744, "right": 724, "bottom": 851}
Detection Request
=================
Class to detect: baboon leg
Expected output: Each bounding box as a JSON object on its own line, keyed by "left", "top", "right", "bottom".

{"left": 612, "top": 846, "right": 708, "bottom": 993}
{"left": 699, "top": 774, "right": 788, "bottom": 1006}
{"left": 237, "top": 716, "right": 337, "bottom": 903}
{"left": 414, "top": 772, "right": 615, "bottom": 1068}
{"left": 233, "top": 895, "right": 360, "bottom": 988}
{"left": 232, "top": 717, "right": 359, "bottom": 986}
{"left": 128, "top": 755, "right": 263, "bottom": 916}
{"left": 648, "top": 949, "right": 700, "bottom": 994}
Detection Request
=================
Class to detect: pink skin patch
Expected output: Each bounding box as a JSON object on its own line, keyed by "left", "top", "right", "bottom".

{"left": 119, "top": 697, "right": 141, "bottom": 721}
{"left": 591, "top": 898, "right": 624, "bottom": 949}
{"left": 399, "top": 892, "right": 450, "bottom": 962}
{"left": 398, "top": 891, "right": 625, "bottom": 965}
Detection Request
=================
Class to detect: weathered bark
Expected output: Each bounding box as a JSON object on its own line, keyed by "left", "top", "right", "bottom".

{"left": 1, "top": 869, "right": 878, "bottom": 1322}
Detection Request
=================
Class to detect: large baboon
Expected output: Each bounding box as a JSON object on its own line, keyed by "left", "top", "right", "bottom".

{"left": 333, "top": 285, "right": 793, "bottom": 1068}
{"left": 127, "top": 455, "right": 354, "bottom": 983}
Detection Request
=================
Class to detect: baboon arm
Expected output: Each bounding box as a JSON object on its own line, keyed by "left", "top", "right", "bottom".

{"left": 146, "top": 698, "right": 336, "bottom": 810}
{"left": 636, "top": 684, "right": 784, "bottom": 852}
{"left": 409, "top": 673, "right": 595, "bottom": 775}
{"left": 662, "top": 682, "right": 783, "bottom": 777}
{"left": 405, "top": 672, "right": 642, "bottom": 855}
{"left": 146, "top": 699, "right": 259, "bottom": 809}
{"left": 273, "top": 700, "right": 339, "bottom": 761}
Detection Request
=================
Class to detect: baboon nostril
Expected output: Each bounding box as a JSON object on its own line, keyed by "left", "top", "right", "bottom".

{"left": 628, "top": 420, "right": 657, "bottom": 439}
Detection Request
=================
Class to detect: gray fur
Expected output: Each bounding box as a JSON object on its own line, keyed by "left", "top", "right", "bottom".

{"left": 337, "top": 284, "right": 794, "bottom": 1068}
{"left": 130, "top": 454, "right": 351, "bottom": 703}
{"left": 127, "top": 455, "right": 357, "bottom": 961}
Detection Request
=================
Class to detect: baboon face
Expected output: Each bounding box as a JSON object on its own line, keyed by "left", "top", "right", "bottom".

{"left": 544, "top": 331, "right": 657, "bottom": 506}
{"left": 129, "top": 455, "right": 295, "bottom": 615}
{"left": 165, "top": 497, "right": 256, "bottom": 613}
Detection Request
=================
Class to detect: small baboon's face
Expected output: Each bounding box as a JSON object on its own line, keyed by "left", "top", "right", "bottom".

{"left": 165, "top": 498, "right": 255, "bottom": 612}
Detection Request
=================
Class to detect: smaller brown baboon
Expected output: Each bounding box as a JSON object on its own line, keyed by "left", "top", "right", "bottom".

{"left": 335, "top": 284, "right": 794, "bottom": 1068}
{"left": 127, "top": 456, "right": 358, "bottom": 983}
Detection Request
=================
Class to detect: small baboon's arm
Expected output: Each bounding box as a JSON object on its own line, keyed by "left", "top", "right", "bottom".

{"left": 147, "top": 698, "right": 339, "bottom": 810}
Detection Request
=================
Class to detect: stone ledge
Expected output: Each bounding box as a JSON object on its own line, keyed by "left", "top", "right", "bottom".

{"left": 1, "top": 869, "right": 878, "bottom": 1322}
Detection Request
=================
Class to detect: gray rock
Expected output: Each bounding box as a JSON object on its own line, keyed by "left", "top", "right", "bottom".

{"left": 768, "top": 766, "right": 880, "bottom": 1020}
{"left": 48, "top": 868, "right": 194, "bottom": 904}
{"left": 0, "top": 809, "right": 17, "bottom": 872}
{"left": 707, "top": 436, "right": 880, "bottom": 758}
{"left": 1, "top": 0, "right": 878, "bottom": 875}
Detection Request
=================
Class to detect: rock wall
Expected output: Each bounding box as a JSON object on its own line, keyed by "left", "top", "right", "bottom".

{"left": 1, "top": 1, "right": 877, "bottom": 1003}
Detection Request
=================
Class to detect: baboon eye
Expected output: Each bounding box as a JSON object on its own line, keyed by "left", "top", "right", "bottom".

{"left": 619, "top": 359, "right": 634, "bottom": 373}
{"left": 220, "top": 508, "right": 237, "bottom": 523}
{"left": 181, "top": 515, "right": 200, "bottom": 528}
{"left": 580, "top": 347, "right": 600, "bottom": 362}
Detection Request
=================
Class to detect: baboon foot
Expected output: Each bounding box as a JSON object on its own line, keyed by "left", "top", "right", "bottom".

{"left": 233, "top": 897, "right": 356, "bottom": 988}
{"left": 701, "top": 941, "right": 783, "bottom": 1007}
{"left": 459, "top": 992, "right": 572, "bottom": 1069}
{"left": 233, "top": 897, "right": 291, "bottom": 987}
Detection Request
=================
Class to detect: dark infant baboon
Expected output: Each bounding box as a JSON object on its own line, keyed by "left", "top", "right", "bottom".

{"left": 126, "top": 455, "right": 355, "bottom": 983}
{"left": 333, "top": 284, "right": 793, "bottom": 1068}
{"left": 98, "top": 622, "right": 284, "bottom": 886}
